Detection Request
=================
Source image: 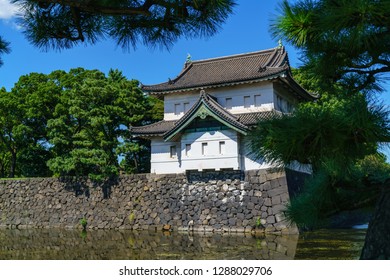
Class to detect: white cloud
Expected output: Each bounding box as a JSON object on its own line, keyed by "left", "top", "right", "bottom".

{"left": 0, "top": 0, "right": 19, "bottom": 20}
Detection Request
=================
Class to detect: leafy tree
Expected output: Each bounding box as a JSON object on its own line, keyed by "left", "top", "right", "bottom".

{"left": 0, "top": 141, "right": 11, "bottom": 178}
{"left": 272, "top": 0, "right": 390, "bottom": 93}
{"left": 250, "top": 93, "right": 389, "bottom": 173}
{"left": 265, "top": 0, "right": 390, "bottom": 259}
{"left": 0, "top": 87, "right": 28, "bottom": 177}
{"left": 0, "top": 73, "right": 62, "bottom": 177}
{"left": 0, "top": 68, "right": 159, "bottom": 179}
{"left": 12, "top": 0, "right": 236, "bottom": 51}
{"left": 119, "top": 92, "right": 163, "bottom": 174}
{"left": 0, "top": 88, "right": 10, "bottom": 177}
{"left": 249, "top": 85, "right": 390, "bottom": 234}
{"left": 46, "top": 68, "right": 153, "bottom": 180}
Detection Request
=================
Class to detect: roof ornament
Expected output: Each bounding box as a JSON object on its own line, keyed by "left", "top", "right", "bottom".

{"left": 184, "top": 53, "right": 192, "bottom": 68}
{"left": 186, "top": 53, "right": 192, "bottom": 63}
{"left": 278, "top": 39, "right": 283, "bottom": 48}
{"left": 197, "top": 107, "right": 209, "bottom": 119}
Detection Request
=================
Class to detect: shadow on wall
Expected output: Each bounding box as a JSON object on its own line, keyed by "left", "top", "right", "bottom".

{"left": 60, "top": 176, "right": 120, "bottom": 199}
{"left": 284, "top": 168, "right": 312, "bottom": 199}
{"left": 186, "top": 170, "right": 244, "bottom": 183}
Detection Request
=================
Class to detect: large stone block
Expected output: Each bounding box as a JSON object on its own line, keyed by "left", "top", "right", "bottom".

{"left": 264, "top": 198, "right": 272, "bottom": 207}
{"left": 266, "top": 215, "right": 276, "bottom": 224}
{"left": 267, "top": 186, "right": 287, "bottom": 198}
{"left": 272, "top": 195, "right": 281, "bottom": 205}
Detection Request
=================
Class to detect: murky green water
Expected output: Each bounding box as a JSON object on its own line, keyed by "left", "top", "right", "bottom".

{"left": 0, "top": 228, "right": 366, "bottom": 260}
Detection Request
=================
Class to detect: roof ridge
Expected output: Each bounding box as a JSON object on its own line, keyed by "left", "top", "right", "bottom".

{"left": 190, "top": 47, "right": 279, "bottom": 64}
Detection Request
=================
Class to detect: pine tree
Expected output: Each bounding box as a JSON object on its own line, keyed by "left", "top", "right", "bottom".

{"left": 12, "top": 0, "right": 236, "bottom": 51}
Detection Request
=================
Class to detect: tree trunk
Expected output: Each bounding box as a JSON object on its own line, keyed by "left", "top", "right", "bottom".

{"left": 360, "top": 180, "right": 390, "bottom": 259}
{"left": 9, "top": 150, "right": 16, "bottom": 178}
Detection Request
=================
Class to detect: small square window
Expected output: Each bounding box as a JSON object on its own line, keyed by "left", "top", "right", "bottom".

{"left": 225, "top": 98, "right": 232, "bottom": 109}
{"left": 201, "top": 142, "right": 208, "bottom": 156}
{"left": 174, "top": 103, "right": 181, "bottom": 115}
{"left": 254, "top": 94, "right": 262, "bottom": 107}
{"left": 244, "top": 96, "right": 251, "bottom": 108}
{"left": 170, "top": 145, "right": 177, "bottom": 158}
{"left": 185, "top": 144, "right": 191, "bottom": 157}
{"left": 219, "top": 141, "right": 226, "bottom": 155}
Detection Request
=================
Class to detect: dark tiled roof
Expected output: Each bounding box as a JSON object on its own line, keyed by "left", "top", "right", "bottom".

{"left": 142, "top": 47, "right": 290, "bottom": 93}
{"left": 131, "top": 100, "right": 282, "bottom": 139}
{"left": 131, "top": 120, "right": 175, "bottom": 137}
{"left": 237, "top": 110, "right": 283, "bottom": 126}
{"left": 163, "top": 91, "right": 249, "bottom": 140}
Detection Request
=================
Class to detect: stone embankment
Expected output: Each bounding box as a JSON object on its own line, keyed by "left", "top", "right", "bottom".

{"left": 0, "top": 169, "right": 298, "bottom": 234}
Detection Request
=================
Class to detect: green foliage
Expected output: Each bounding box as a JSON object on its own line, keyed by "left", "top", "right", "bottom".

{"left": 284, "top": 170, "right": 333, "bottom": 230}
{"left": 0, "top": 68, "right": 160, "bottom": 179}
{"left": 271, "top": 0, "right": 390, "bottom": 93}
{"left": 46, "top": 68, "right": 153, "bottom": 179}
{"left": 13, "top": 0, "right": 236, "bottom": 51}
{"left": 79, "top": 217, "right": 87, "bottom": 230}
{"left": 249, "top": 94, "right": 389, "bottom": 230}
{"left": 266, "top": 0, "right": 390, "bottom": 233}
{"left": 0, "top": 36, "right": 10, "bottom": 67}
{"left": 119, "top": 94, "right": 163, "bottom": 174}
{"left": 285, "top": 154, "right": 390, "bottom": 229}
{"left": 354, "top": 153, "right": 390, "bottom": 185}
{"left": 249, "top": 94, "right": 389, "bottom": 172}
{"left": 128, "top": 211, "right": 136, "bottom": 223}
{"left": 0, "top": 73, "right": 62, "bottom": 177}
{"left": 254, "top": 217, "right": 264, "bottom": 229}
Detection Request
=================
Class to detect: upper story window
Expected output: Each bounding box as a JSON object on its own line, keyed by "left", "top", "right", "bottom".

{"left": 183, "top": 102, "right": 190, "bottom": 113}
{"left": 254, "top": 94, "right": 262, "bottom": 107}
{"left": 225, "top": 98, "right": 232, "bottom": 110}
{"left": 244, "top": 96, "right": 251, "bottom": 108}
{"left": 174, "top": 103, "right": 181, "bottom": 115}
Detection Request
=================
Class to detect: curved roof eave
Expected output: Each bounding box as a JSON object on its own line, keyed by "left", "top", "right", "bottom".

{"left": 277, "top": 73, "right": 318, "bottom": 101}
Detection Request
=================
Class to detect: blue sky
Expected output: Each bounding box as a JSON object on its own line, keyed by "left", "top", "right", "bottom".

{"left": 0, "top": 0, "right": 389, "bottom": 159}
{"left": 0, "top": 1, "right": 300, "bottom": 89}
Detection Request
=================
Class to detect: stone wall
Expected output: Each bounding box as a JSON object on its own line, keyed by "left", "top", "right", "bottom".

{"left": 0, "top": 169, "right": 298, "bottom": 234}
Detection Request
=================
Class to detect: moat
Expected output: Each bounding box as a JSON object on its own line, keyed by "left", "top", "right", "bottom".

{"left": 0, "top": 228, "right": 366, "bottom": 260}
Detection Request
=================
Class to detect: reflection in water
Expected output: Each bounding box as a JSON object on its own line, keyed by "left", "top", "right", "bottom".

{"left": 0, "top": 228, "right": 365, "bottom": 260}
{"left": 295, "top": 229, "right": 366, "bottom": 260}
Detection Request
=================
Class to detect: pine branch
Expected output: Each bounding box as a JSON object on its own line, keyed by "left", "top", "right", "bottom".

{"left": 14, "top": 0, "right": 236, "bottom": 50}
{"left": 35, "top": 0, "right": 151, "bottom": 16}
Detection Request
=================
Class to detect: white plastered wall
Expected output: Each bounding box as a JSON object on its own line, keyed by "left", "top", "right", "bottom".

{"left": 240, "top": 136, "right": 275, "bottom": 170}
{"left": 150, "top": 139, "right": 182, "bottom": 174}
{"left": 163, "top": 82, "right": 276, "bottom": 121}
{"left": 180, "top": 129, "right": 240, "bottom": 171}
